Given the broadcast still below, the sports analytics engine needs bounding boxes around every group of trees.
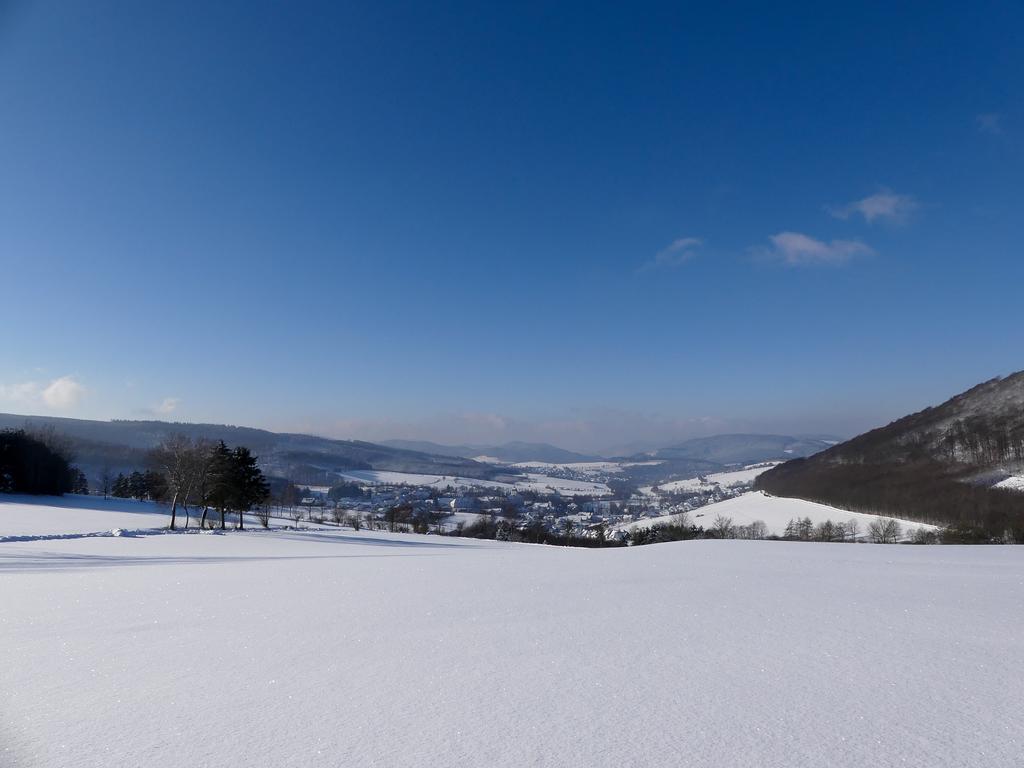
[149,436,269,530]
[0,428,84,495]
[626,512,927,546]
[782,517,862,542]
[455,513,619,548]
[941,416,1024,465]
[109,470,167,501]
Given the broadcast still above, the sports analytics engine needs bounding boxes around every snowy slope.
[336,469,612,496]
[994,475,1024,492]
[617,491,939,539]
[645,462,780,494]
[1,496,1020,768]
[511,461,624,474]
[0,494,171,537]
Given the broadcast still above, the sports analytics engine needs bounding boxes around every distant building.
[451,496,481,512]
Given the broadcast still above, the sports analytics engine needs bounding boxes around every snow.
[994,475,1024,492]
[645,462,780,495]
[514,472,611,495]
[511,461,624,474]
[617,491,940,540]
[335,469,612,496]
[2,495,1021,768]
[0,494,170,538]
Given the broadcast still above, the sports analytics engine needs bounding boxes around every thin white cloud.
[642,237,702,270]
[154,397,180,415]
[763,232,873,266]
[0,375,86,410]
[976,112,1002,135]
[41,376,85,409]
[828,189,918,223]
[0,380,42,403]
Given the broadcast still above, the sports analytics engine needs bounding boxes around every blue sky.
[1,0,1021,453]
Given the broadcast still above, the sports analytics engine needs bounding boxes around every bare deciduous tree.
[99,465,113,499]
[868,517,901,543]
[149,434,194,531]
[711,514,735,539]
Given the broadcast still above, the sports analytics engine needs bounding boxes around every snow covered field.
[2,496,1021,768]
[0,494,170,538]
[618,491,940,540]
[511,461,624,474]
[335,469,612,496]
[642,462,780,495]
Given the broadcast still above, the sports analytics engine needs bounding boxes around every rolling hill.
[755,371,1024,541]
[635,433,837,465]
[0,413,505,484]
[380,439,601,464]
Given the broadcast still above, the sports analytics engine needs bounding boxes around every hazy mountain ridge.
[380,439,601,464]
[756,372,1024,540]
[0,413,504,483]
[634,434,837,465]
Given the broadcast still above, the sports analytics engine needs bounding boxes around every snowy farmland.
[616,491,942,540]
[334,468,612,496]
[641,461,781,495]
[2,496,1022,768]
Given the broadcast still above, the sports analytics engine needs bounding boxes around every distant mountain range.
[0,413,505,485]
[756,372,1024,541]
[380,440,601,464]
[629,434,838,465]
[1,411,845,493]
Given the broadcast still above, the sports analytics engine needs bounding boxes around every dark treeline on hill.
[0,428,87,495]
[109,470,167,501]
[756,372,1024,543]
[0,413,506,485]
[0,426,270,532]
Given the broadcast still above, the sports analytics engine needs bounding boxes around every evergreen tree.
[112,473,130,498]
[0,429,76,495]
[229,446,269,530]
[207,441,234,529]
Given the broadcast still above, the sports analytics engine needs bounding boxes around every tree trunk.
[168,492,178,531]
[237,507,244,531]
[220,507,226,529]
[182,502,190,530]
[200,505,209,530]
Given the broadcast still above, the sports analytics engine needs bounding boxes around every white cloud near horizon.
[0,375,85,410]
[42,376,85,408]
[827,189,918,223]
[154,397,180,415]
[642,237,702,270]
[763,232,873,266]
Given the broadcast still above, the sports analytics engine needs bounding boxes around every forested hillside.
[756,372,1024,541]
[0,414,504,485]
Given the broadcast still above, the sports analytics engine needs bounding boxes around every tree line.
[0,428,85,495]
[1,428,269,532]
[624,512,934,546]
[148,436,269,530]
[756,459,1024,543]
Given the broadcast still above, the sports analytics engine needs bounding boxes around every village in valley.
[281,461,777,541]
